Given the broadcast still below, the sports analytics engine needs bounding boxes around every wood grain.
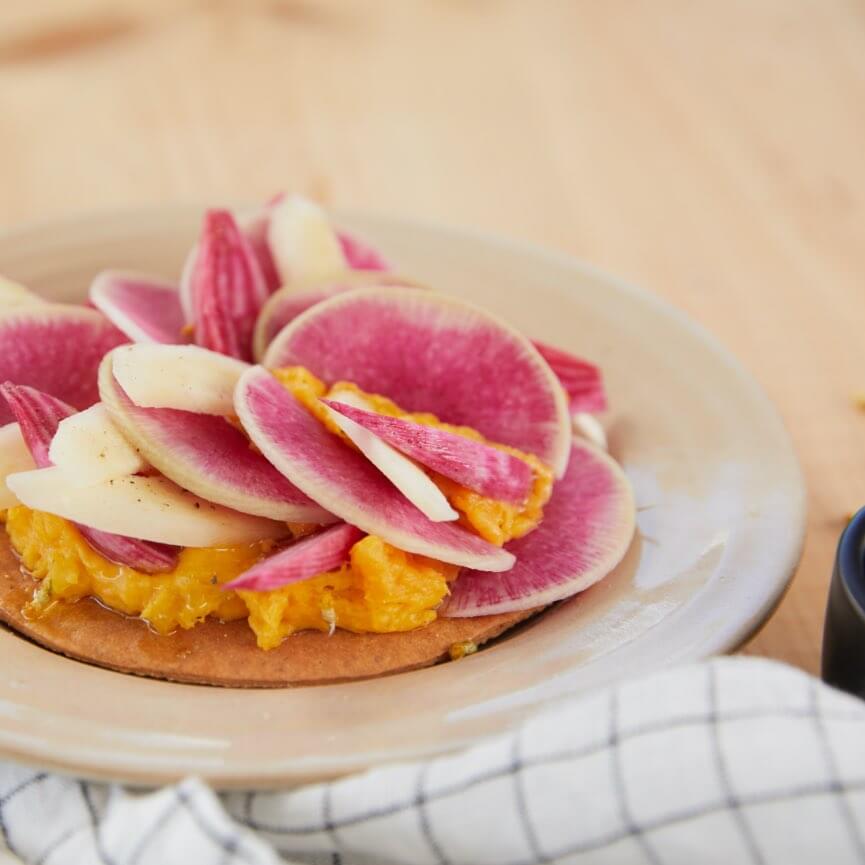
[0,0,859,675]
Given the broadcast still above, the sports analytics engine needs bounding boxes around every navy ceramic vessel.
[822,507,865,697]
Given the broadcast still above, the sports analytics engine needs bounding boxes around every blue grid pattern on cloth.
[0,657,863,865]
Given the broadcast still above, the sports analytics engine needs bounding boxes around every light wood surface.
[0,0,859,675]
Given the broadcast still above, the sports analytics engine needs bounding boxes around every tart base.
[0,532,539,687]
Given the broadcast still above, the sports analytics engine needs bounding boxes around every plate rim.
[0,205,807,787]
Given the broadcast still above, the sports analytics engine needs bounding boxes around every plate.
[0,207,805,787]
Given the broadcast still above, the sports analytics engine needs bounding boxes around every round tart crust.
[0,531,539,687]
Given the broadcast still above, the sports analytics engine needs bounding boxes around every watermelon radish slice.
[99,356,331,524]
[89,271,186,345]
[0,423,36,508]
[188,210,269,361]
[111,344,248,416]
[443,441,635,616]
[180,198,284,321]
[322,400,458,523]
[532,340,607,414]
[252,272,417,362]
[0,383,73,467]
[6,467,285,549]
[0,383,179,572]
[72,528,178,574]
[0,276,44,308]
[225,523,363,592]
[0,306,127,425]
[235,366,514,571]
[242,199,283,294]
[323,400,534,504]
[49,404,147,486]
[263,287,572,478]
[337,232,389,271]
[267,196,347,286]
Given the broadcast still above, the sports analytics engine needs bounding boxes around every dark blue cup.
[822,507,865,698]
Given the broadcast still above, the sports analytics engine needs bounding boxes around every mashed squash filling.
[1,367,552,650]
[3,508,456,650]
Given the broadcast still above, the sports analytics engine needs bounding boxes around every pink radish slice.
[263,287,572,478]
[337,232,389,271]
[235,366,514,571]
[99,358,330,524]
[225,523,363,591]
[323,401,534,505]
[0,383,179,572]
[76,528,179,574]
[252,272,418,362]
[0,383,75,467]
[0,306,127,425]
[443,441,635,616]
[190,210,269,361]
[180,196,285,321]
[253,286,344,363]
[90,271,187,345]
[244,206,282,294]
[323,401,458,523]
[532,340,607,414]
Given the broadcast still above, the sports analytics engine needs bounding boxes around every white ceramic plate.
[0,207,805,787]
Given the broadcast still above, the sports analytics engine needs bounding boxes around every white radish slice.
[111,344,248,415]
[572,413,608,451]
[49,404,146,486]
[1,383,179,571]
[6,467,286,548]
[267,196,347,286]
[326,386,374,410]
[89,270,186,345]
[0,276,44,308]
[322,401,459,523]
[0,423,36,508]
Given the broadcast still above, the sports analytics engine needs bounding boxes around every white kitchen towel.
[0,656,863,865]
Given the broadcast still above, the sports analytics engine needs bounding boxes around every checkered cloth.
[0,657,863,865]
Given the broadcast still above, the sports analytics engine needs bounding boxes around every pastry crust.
[0,532,539,687]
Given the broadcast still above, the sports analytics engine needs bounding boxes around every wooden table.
[0,0,860,675]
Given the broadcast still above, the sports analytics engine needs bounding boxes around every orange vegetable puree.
[0,368,550,651]
[2,507,456,650]
[274,367,554,546]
